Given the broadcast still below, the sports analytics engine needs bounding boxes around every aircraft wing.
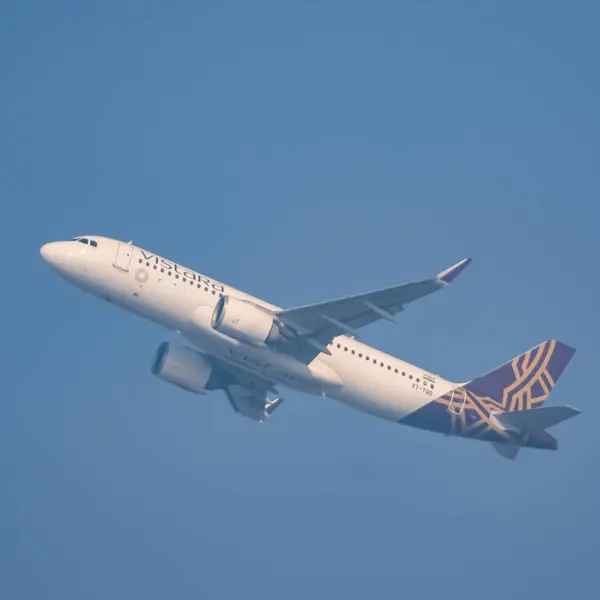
[274,258,472,363]
[224,384,284,421]
[206,355,284,421]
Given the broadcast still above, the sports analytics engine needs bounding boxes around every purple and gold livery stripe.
[401,340,575,450]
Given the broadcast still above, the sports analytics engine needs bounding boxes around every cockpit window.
[71,236,98,247]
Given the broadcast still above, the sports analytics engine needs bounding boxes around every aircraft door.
[113,242,133,271]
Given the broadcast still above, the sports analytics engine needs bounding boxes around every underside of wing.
[224,384,284,421]
[273,258,472,363]
[206,355,284,421]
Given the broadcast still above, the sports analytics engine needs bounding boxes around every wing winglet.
[265,397,284,417]
[437,258,473,284]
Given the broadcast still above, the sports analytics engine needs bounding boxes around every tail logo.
[401,340,575,449]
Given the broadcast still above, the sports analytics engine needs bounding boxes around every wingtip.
[265,397,284,416]
[437,257,473,284]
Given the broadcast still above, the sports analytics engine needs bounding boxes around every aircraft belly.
[330,387,422,422]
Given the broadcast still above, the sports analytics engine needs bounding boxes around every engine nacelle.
[211,296,282,345]
[151,342,214,394]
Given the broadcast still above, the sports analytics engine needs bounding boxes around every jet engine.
[211,296,284,345]
[151,342,215,394]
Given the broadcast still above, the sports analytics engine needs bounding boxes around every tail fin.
[402,339,577,457]
[464,339,575,413]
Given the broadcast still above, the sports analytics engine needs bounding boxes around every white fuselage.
[41,237,455,423]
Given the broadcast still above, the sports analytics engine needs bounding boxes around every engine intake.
[211,295,282,345]
[151,342,214,394]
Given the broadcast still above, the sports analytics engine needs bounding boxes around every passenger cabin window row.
[133,253,430,388]
[330,342,435,389]
[138,258,223,297]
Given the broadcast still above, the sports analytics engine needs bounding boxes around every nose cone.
[40,242,61,266]
[40,241,87,280]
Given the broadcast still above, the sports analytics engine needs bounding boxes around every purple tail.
[464,339,576,413]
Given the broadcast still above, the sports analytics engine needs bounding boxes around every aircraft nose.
[40,241,79,274]
[41,240,90,283]
[40,242,61,265]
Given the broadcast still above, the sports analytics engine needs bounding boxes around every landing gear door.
[113,242,133,272]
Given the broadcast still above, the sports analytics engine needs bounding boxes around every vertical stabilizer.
[464,339,575,413]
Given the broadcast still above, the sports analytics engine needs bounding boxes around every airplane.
[40,235,580,460]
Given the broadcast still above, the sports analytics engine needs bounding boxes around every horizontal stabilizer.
[493,443,521,460]
[492,405,581,433]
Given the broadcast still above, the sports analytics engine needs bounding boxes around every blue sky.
[1,1,599,598]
